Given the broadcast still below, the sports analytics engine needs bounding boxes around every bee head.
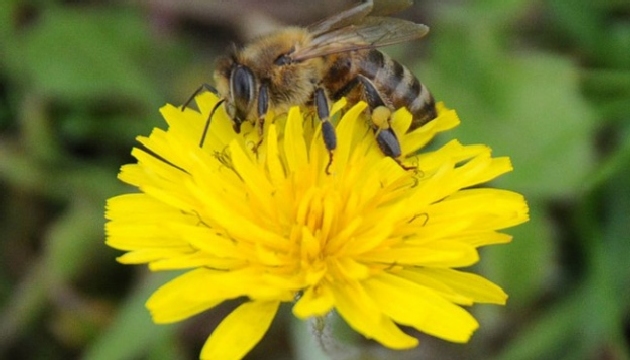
[214,54,256,134]
[213,28,321,131]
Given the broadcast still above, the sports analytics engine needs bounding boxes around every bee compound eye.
[229,64,256,123]
[230,65,255,103]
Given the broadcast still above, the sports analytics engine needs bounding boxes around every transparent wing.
[307,0,413,36]
[307,0,372,36]
[371,0,413,17]
[294,16,429,61]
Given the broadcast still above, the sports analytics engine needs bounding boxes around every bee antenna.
[181,83,220,111]
[229,43,240,58]
[199,98,226,148]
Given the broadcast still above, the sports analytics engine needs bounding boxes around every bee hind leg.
[315,88,336,174]
[370,105,402,159]
[355,75,404,160]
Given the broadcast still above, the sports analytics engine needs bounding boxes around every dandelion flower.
[105,92,529,359]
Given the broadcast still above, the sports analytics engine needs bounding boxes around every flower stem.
[309,314,359,360]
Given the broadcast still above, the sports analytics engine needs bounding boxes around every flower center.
[288,184,342,286]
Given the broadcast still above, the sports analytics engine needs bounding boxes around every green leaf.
[83,272,181,360]
[9,8,158,103]
[426,51,595,198]
[489,54,595,197]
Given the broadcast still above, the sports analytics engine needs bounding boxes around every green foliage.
[1,0,629,359]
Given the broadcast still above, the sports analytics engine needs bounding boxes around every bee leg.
[315,88,336,174]
[332,77,361,100]
[253,82,270,154]
[356,75,404,160]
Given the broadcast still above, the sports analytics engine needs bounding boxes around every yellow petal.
[364,272,479,343]
[283,106,308,171]
[146,268,284,323]
[105,194,183,223]
[406,268,508,304]
[195,91,222,116]
[331,280,418,349]
[330,101,367,174]
[399,104,460,156]
[434,189,530,231]
[200,301,279,360]
[360,241,479,267]
[229,140,275,207]
[389,106,412,135]
[116,248,191,264]
[160,102,220,150]
[166,223,240,259]
[106,223,187,251]
[293,284,335,318]
[265,124,286,184]
[146,268,230,323]
[330,98,347,116]
[456,231,513,247]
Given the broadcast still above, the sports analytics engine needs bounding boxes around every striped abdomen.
[326,49,437,131]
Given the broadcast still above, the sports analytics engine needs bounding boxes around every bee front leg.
[253,82,270,154]
[314,88,336,174]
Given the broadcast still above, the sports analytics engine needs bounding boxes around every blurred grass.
[0,0,629,359]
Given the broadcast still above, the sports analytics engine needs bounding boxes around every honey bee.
[186,0,437,171]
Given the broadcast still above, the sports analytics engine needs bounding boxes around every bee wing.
[308,0,413,36]
[370,0,414,16]
[308,1,372,36]
[294,16,429,61]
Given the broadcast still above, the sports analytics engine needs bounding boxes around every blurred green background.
[1,0,629,359]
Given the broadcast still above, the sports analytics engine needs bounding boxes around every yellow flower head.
[105,92,529,359]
